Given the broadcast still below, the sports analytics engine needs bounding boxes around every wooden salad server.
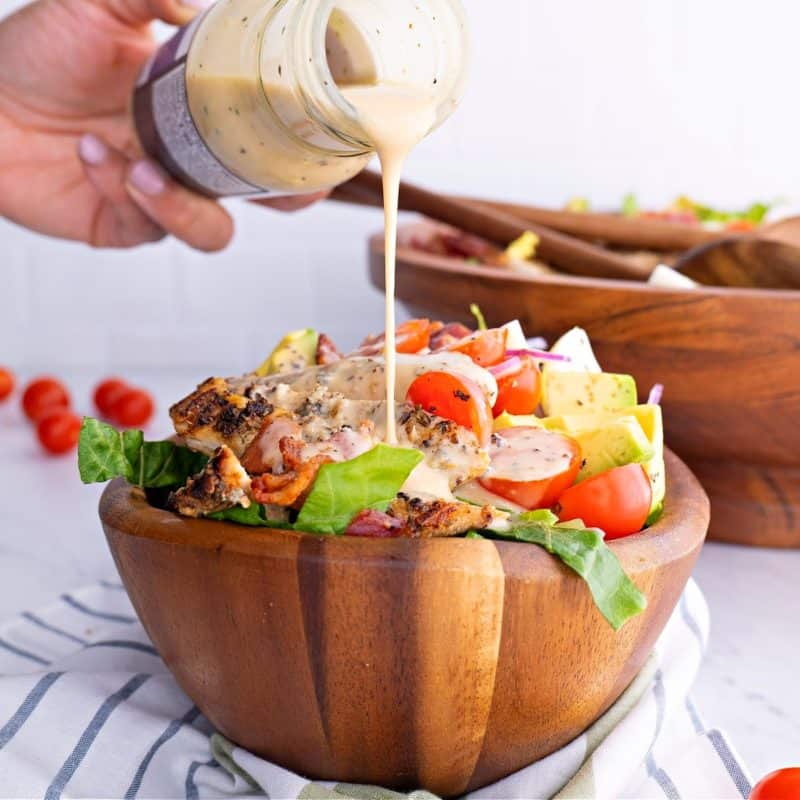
[673,237,800,289]
[333,171,651,282]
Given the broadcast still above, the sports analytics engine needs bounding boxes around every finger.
[106,0,210,27]
[78,134,166,248]
[125,159,234,252]
[251,191,331,213]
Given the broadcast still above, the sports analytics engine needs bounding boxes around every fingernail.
[128,160,166,196]
[179,0,211,8]
[78,134,107,166]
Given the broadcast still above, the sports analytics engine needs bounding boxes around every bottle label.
[133,16,264,198]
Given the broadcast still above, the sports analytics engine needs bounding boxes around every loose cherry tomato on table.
[0,368,15,402]
[556,463,652,540]
[36,409,82,454]
[406,371,493,445]
[750,768,800,800]
[110,388,155,427]
[491,356,542,417]
[446,328,507,367]
[480,427,582,510]
[22,377,70,422]
[93,378,129,418]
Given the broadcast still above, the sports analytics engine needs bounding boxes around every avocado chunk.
[541,371,637,416]
[257,329,319,377]
[544,415,653,482]
[545,405,665,518]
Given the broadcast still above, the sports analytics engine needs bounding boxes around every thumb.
[106,0,212,27]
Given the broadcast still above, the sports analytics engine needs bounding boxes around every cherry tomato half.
[94,378,129,418]
[556,463,652,540]
[492,356,542,417]
[36,409,82,455]
[22,377,70,422]
[750,768,800,800]
[480,427,582,510]
[358,319,439,356]
[407,371,493,445]
[111,388,155,428]
[0,368,15,402]
[447,328,507,367]
[396,319,438,354]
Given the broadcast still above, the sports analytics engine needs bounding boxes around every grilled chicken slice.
[168,445,251,518]
[172,365,491,492]
[388,494,503,538]
[170,377,273,457]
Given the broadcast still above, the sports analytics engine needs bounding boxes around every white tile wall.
[3,0,800,372]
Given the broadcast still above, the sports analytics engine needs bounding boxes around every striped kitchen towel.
[0,578,751,800]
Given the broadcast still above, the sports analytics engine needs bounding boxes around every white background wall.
[3,0,800,373]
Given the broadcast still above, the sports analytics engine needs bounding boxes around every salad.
[79,315,666,630]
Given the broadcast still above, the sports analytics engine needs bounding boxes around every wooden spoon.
[333,171,651,282]
[674,237,800,289]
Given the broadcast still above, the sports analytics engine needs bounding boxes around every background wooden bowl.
[370,225,800,548]
[101,451,707,797]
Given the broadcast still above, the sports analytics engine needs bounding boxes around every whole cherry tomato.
[111,388,155,427]
[556,463,652,539]
[22,377,70,422]
[0,368,15,402]
[36,409,82,455]
[750,768,800,800]
[93,378,129,418]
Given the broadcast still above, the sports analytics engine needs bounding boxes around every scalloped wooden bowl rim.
[369,228,797,298]
[99,449,707,578]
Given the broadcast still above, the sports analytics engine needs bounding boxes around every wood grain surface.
[369,226,800,548]
[675,237,800,289]
[100,451,707,797]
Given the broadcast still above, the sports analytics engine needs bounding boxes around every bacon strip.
[250,437,332,508]
[316,333,343,366]
[345,509,405,538]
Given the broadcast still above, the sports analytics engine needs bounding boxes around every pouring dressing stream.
[340,85,438,443]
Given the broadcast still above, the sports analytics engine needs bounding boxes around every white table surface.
[0,369,797,787]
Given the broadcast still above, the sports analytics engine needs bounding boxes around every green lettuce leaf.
[78,418,207,489]
[488,520,647,630]
[295,444,423,535]
[208,504,289,528]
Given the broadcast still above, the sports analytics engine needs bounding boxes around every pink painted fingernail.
[128,160,166,196]
[78,134,107,166]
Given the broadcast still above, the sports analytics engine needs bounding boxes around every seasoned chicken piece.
[173,375,489,491]
[225,353,498,407]
[170,378,273,456]
[168,445,251,518]
[387,494,504,539]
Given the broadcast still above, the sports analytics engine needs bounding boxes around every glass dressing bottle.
[133,0,470,197]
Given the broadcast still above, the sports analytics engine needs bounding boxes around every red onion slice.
[506,349,572,364]
[647,384,664,406]
[489,356,523,381]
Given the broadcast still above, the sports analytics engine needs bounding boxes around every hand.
[0,0,326,251]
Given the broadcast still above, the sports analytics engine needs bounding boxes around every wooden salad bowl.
[369,224,800,548]
[100,451,708,797]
